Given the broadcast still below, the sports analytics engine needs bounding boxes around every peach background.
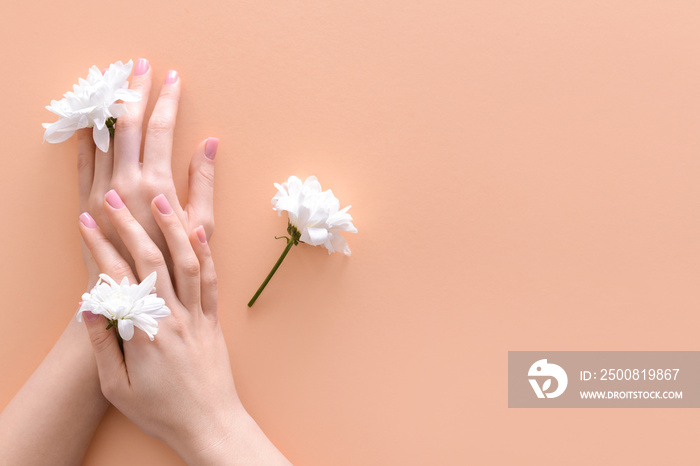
[1,1,699,464]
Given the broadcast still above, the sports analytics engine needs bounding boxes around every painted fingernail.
[204,137,219,160]
[105,190,125,209]
[83,311,100,322]
[154,194,173,215]
[134,58,149,76]
[79,212,97,229]
[195,225,207,244]
[165,70,178,84]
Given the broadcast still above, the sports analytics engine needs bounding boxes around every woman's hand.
[78,190,290,465]
[77,59,217,286]
[0,60,222,466]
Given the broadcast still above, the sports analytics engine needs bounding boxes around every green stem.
[106,117,117,138]
[248,238,296,307]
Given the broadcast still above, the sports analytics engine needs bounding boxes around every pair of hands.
[80,189,239,462]
[75,60,289,463]
[76,61,214,286]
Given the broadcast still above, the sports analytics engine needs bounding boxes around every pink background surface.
[1,1,699,464]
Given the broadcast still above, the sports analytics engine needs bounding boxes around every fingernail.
[204,137,219,160]
[83,311,100,322]
[105,190,125,209]
[154,194,173,215]
[79,212,97,229]
[165,70,178,84]
[195,225,207,244]
[134,58,149,76]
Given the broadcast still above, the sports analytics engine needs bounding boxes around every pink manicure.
[134,58,149,76]
[79,212,97,229]
[204,137,219,160]
[165,70,178,84]
[105,190,125,209]
[154,194,173,215]
[195,225,207,244]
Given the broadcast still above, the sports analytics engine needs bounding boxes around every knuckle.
[180,257,201,278]
[109,260,133,281]
[139,176,158,194]
[128,80,147,93]
[109,176,127,193]
[169,315,187,336]
[197,166,215,188]
[140,175,168,194]
[159,85,180,101]
[203,271,218,291]
[115,114,140,130]
[141,246,165,268]
[147,115,173,135]
[77,153,93,172]
[118,214,141,232]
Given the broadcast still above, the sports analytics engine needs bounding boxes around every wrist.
[172,401,290,466]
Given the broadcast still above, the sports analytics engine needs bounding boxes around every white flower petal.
[273,196,299,216]
[42,118,79,143]
[74,272,168,341]
[140,300,171,318]
[114,88,141,102]
[328,231,352,255]
[108,102,128,118]
[93,125,110,152]
[301,227,329,246]
[327,205,357,232]
[43,60,141,148]
[271,175,357,254]
[118,319,135,341]
[302,176,322,193]
[134,272,158,300]
[98,274,119,287]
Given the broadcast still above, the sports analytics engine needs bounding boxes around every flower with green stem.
[248,175,357,307]
[42,60,141,151]
[77,272,171,345]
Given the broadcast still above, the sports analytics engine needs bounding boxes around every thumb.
[82,311,128,398]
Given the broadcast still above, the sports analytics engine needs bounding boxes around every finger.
[90,68,115,195]
[186,137,217,238]
[81,311,129,401]
[152,194,201,310]
[77,128,95,212]
[91,137,114,196]
[79,212,136,284]
[191,225,218,318]
[103,189,176,300]
[114,58,152,177]
[142,70,181,177]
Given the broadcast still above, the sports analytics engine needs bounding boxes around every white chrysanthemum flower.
[272,175,357,255]
[249,175,357,306]
[76,272,170,341]
[42,60,141,152]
